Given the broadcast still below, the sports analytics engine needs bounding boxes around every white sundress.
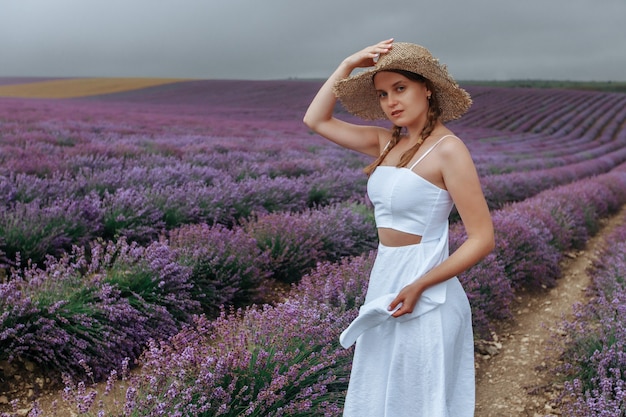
[340,135,475,417]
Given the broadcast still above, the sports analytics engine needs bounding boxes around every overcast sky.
[1,0,625,82]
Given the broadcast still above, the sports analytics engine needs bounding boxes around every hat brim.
[333,43,472,122]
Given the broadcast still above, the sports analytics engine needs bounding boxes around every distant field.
[0,77,191,98]
[0,77,63,86]
[1,77,624,100]
[461,79,626,93]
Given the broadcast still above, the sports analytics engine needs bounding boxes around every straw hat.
[333,42,472,122]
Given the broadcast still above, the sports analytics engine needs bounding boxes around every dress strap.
[381,140,392,154]
[408,135,456,170]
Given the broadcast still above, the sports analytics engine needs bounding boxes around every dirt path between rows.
[474,205,626,417]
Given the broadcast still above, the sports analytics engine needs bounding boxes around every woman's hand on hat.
[342,38,394,70]
[388,281,424,318]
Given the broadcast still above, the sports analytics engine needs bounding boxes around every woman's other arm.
[389,137,494,317]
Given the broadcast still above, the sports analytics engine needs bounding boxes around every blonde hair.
[363,72,442,176]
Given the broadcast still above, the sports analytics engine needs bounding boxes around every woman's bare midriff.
[378,227,422,247]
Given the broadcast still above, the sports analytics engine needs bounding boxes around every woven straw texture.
[333,43,472,122]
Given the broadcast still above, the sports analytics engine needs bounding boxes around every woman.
[303,39,494,416]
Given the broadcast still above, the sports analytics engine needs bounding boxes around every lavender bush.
[292,252,375,313]
[450,224,513,339]
[0,195,103,266]
[305,203,377,262]
[490,209,562,289]
[304,169,368,207]
[244,204,376,284]
[243,211,324,284]
[127,303,353,416]
[5,254,377,416]
[101,188,165,244]
[98,238,198,323]
[169,222,272,316]
[0,238,198,381]
[0,244,7,271]
[46,163,626,413]
[480,144,626,210]
[57,304,355,417]
[555,214,626,416]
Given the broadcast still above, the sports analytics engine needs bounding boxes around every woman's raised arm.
[303,39,394,157]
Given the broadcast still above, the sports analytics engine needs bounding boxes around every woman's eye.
[378,91,388,98]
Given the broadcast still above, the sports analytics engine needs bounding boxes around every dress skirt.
[342,235,475,417]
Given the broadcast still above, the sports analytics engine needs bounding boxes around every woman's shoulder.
[435,131,472,160]
[437,130,466,147]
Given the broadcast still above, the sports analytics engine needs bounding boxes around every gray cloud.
[1,0,624,81]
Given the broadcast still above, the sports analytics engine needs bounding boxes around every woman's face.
[373,71,431,128]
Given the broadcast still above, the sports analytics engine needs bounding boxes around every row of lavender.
[3,85,625,178]
[553,209,626,415]
[463,86,625,144]
[3,138,624,266]
[462,87,626,169]
[22,162,626,416]
[0,203,377,380]
[77,80,626,169]
[464,87,626,208]
[2,89,626,266]
[0,93,366,268]
[0,159,369,267]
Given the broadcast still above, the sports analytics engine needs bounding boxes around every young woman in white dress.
[303,39,494,416]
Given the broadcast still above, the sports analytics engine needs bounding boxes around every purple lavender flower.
[169,222,272,315]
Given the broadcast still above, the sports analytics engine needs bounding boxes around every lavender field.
[1,79,626,416]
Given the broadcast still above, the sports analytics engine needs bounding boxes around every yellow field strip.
[0,78,191,98]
